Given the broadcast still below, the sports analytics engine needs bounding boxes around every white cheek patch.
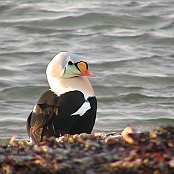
[71,100,91,116]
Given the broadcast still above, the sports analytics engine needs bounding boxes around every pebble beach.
[1,126,174,174]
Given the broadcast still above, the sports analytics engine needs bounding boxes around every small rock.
[121,126,136,137]
[169,157,174,168]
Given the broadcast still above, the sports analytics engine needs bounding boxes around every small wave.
[3,12,167,31]
[0,12,115,27]
[1,85,47,101]
[118,93,174,103]
[97,92,164,104]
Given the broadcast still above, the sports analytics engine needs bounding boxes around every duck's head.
[46,52,95,78]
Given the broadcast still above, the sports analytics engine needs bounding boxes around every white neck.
[47,75,95,99]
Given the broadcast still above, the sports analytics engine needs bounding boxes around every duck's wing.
[26,90,59,144]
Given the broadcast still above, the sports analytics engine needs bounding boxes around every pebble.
[169,157,174,168]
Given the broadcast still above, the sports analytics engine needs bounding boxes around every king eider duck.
[26,52,97,144]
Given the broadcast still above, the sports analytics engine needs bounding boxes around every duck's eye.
[68,61,73,65]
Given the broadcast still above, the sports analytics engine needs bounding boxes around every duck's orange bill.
[77,61,95,77]
[80,70,95,77]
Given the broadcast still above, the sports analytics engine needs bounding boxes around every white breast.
[47,76,95,99]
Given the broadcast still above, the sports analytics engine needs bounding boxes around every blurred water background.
[0,0,174,140]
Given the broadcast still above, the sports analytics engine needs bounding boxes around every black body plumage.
[26,90,97,144]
